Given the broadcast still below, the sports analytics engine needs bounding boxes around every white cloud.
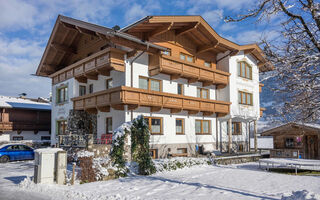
[234,30,280,44]
[219,23,236,31]
[124,1,161,23]
[202,9,224,25]
[0,0,38,30]
[213,0,255,10]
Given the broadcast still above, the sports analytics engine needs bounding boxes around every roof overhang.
[261,122,320,136]
[121,16,274,72]
[36,15,168,77]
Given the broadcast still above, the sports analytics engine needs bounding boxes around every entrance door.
[305,135,318,159]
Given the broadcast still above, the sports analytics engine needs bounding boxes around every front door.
[305,135,318,159]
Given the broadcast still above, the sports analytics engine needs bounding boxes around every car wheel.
[0,155,9,163]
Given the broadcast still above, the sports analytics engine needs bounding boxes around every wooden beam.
[217,113,227,117]
[244,48,255,55]
[109,36,159,54]
[175,22,200,37]
[85,108,98,114]
[97,106,110,112]
[85,74,98,80]
[188,78,198,84]
[111,104,124,110]
[75,26,97,37]
[196,42,219,54]
[128,104,139,110]
[96,68,110,76]
[75,76,87,83]
[230,50,240,56]
[216,84,226,89]
[127,50,138,58]
[203,111,213,116]
[170,108,182,114]
[170,74,180,80]
[150,106,161,112]
[202,81,212,87]
[51,43,77,54]
[257,62,265,67]
[188,110,199,115]
[149,22,174,38]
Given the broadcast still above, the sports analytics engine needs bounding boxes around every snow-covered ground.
[0,161,320,200]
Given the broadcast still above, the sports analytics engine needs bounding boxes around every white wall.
[0,131,50,142]
[51,78,75,145]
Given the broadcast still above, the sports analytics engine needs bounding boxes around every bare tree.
[226,0,320,122]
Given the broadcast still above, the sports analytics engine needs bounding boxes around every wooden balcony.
[260,107,266,117]
[0,122,13,132]
[149,54,230,87]
[51,47,126,85]
[72,86,231,116]
[259,83,264,93]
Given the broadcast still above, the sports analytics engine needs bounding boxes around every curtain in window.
[241,63,246,77]
[202,121,209,133]
[150,80,160,91]
[176,120,183,133]
[197,88,201,98]
[202,89,208,99]
[237,62,241,76]
[151,119,161,133]
[139,78,148,90]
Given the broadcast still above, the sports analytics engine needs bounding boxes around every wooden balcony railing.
[51,47,126,85]
[72,86,231,116]
[149,54,230,87]
[0,122,13,131]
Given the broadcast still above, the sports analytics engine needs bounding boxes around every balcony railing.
[260,107,266,117]
[149,54,230,87]
[72,86,231,116]
[51,47,126,85]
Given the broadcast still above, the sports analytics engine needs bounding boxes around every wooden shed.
[261,123,320,160]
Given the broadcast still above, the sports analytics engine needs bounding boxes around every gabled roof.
[36,15,168,77]
[261,122,320,136]
[121,15,273,72]
[0,96,51,111]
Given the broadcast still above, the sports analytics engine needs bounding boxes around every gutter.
[120,16,152,32]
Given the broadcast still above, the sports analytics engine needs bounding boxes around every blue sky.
[0,0,280,98]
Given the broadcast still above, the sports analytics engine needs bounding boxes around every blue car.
[0,144,34,163]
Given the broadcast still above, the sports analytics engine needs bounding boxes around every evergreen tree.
[131,116,156,175]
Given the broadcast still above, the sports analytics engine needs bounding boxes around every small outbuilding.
[261,123,320,160]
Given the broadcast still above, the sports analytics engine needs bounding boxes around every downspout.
[129,49,147,120]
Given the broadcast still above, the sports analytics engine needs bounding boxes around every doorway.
[305,135,318,159]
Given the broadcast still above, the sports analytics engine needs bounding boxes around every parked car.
[0,144,34,163]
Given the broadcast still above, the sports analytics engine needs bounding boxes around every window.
[89,84,93,94]
[195,120,211,134]
[12,136,23,141]
[176,118,184,134]
[139,77,161,92]
[204,61,211,67]
[237,61,252,79]
[227,122,242,135]
[144,117,163,135]
[161,50,171,56]
[57,120,67,135]
[177,84,184,95]
[106,117,112,134]
[150,149,158,159]
[106,79,113,89]
[79,85,86,96]
[285,138,294,148]
[41,136,51,141]
[197,88,209,99]
[56,86,68,103]
[177,148,187,154]
[238,91,253,105]
[180,52,194,63]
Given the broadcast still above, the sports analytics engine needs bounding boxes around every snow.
[76,150,94,158]
[34,148,63,153]
[1,161,320,200]
[0,95,51,110]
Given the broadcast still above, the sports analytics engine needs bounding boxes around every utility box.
[34,148,65,184]
[55,151,67,185]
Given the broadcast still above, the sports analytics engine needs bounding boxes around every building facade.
[36,15,269,158]
[0,96,51,143]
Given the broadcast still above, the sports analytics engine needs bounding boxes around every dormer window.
[161,50,171,56]
[180,53,194,63]
[204,61,211,67]
[238,61,252,79]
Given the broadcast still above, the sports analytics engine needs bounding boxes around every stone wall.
[215,154,261,165]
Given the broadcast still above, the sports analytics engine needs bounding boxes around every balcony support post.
[228,118,232,153]
[254,120,258,153]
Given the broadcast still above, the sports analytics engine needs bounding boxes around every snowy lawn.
[0,161,320,200]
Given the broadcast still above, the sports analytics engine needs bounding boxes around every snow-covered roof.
[0,96,51,110]
[261,122,320,136]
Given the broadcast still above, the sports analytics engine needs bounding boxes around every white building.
[36,15,270,158]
